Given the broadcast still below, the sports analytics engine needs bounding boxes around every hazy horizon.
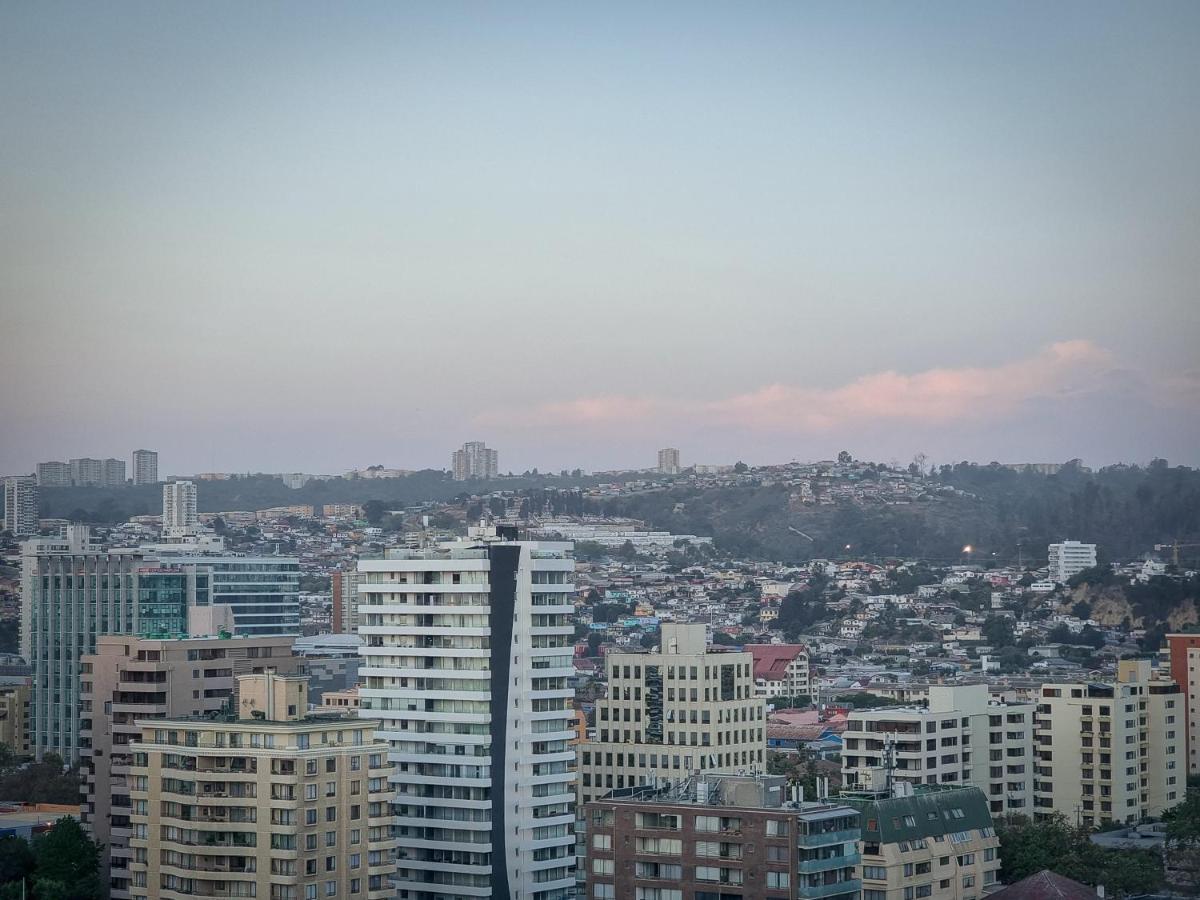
[3,2,1198,475]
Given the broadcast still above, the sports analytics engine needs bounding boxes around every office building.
[451,441,499,480]
[22,528,300,761]
[585,773,861,900]
[126,672,396,900]
[356,525,576,898]
[3,475,39,536]
[841,781,1000,900]
[81,635,302,899]
[1166,633,1200,773]
[1033,659,1181,826]
[162,480,198,533]
[747,644,812,699]
[577,624,766,807]
[841,684,1036,818]
[332,569,365,635]
[657,447,681,475]
[1047,540,1097,583]
[35,461,70,487]
[131,449,158,485]
[0,683,31,756]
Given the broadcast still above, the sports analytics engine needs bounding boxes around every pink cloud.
[474,340,1116,433]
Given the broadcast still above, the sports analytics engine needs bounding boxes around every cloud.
[474,340,1123,434]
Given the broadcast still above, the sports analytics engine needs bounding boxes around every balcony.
[798,878,862,899]
[799,852,860,874]
[800,829,860,848]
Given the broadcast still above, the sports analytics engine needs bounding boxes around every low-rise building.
[585,773,861,900]
[748,644,812,699]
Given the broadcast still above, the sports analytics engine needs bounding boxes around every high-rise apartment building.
[451,441,499,481]
[1166,632,1200,773]
[0,683,31,756]
[105,457,127,485]
[3,475,39,536]
[585,773,861,900]
[842,783,1001,900]
[126,672,397,900]
[70,456,126,487]
[21,528,301,761]
[841,684,1036,818]
[36,461,71,487]
[162,480,198,533]
[577,624,766,807]
[657,447,681,474]
[356,525,577,899]
[81,634,302,899]
[1047,540,1097,583]
[1033,659,1182,826]
[331,568,365,635]
[131,449,158,485]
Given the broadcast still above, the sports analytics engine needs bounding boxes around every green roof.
[840,786,993,844]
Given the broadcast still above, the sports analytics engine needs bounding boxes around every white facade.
[131,449,158,485]
[356,527,576,899]
[451,441,499,481]
[657,447,681,474]
[36,461,71,487]
[842,683,1037,817]
[161,480,198,533]
[3,475,38,536]
[1047,540,1097,583]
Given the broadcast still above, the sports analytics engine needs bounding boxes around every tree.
[981,615,1015,648]
[586,633,605,657]
[639,632,658,649]
[362,500,387,526]
[711,633,736,646]
[837,450,852,465]
[0,835,34,888]
[32,818,102,899]
[733,461,749,474]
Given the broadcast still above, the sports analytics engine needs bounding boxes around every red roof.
[746,644,808,681]
[986,871,1097,900]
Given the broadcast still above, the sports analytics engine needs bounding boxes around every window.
[305,784,318,800]
[864,866,887,880]
[593,834,612,850]
[767,872,790,889]
[593,859,614,875]
[594,887,615,899]
[963,875,976,888]
[765,819,788,836]
[325,881,337,897]
[766,845,788,861]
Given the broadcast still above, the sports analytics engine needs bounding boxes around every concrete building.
[126,672,396,900]
[1047,540,1097,583]
[451,441,499,481]
[841,781,1001,900]
[21,528,301,761]
[585,773,861,900]
[3,475,39,536]
[69,456,126,487]
[356,525,576,898]
[1167,632,1200,774]
[657,448,681,475]
[162,480,198,534]
[80,635,302,898]
[747,644,812,699]
[332,568,365,635]
[1033,659,1182,826]
[577,624,766,807]
[842,684,1036,818]
[131,449,158,485]
[35,461,70,487]
[0,683,30,756]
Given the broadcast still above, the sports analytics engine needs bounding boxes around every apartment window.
[306,760,318,775]
[326,831,337,847]
[305,784,317,800]
[305,887,317,900]
[863,866,887,880]
[593,859,614,875]
[593,834,612,850]
[766,845,788,861]
[326,857,336,872]
[963,875,976,888]
[765,819,788,836]
[349,853,360,868]
[767,872,790,889]
[325,881,336,896]
[306,809,317,826]
[593,886,616,899]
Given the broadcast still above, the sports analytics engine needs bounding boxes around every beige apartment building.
[80,635,301,899]
[577,623,766,806]
[1034,659,1182,826]
[842,783,1001,900]
[0,683,30,756]
[127,672,395,900]
[842,683,1037,818]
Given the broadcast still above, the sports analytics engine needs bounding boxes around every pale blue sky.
[2,2,1197,473]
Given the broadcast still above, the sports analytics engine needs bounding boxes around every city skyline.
[2,2,1198,471]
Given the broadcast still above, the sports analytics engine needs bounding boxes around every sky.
[2,1,1198,475]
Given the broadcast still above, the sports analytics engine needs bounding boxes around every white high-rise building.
[356,525,576,899]
[1048,539,1097,583]
[3,476,39,536]
[36,461,70,487]
[131,449,158,485]
[451,441,499,481]
[657,447,681,474]
[162,480,198,533]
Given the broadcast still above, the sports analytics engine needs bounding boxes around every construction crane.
[1154,540,1200,567]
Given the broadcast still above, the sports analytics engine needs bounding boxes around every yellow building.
[0,683,30,756]
[126,673,396,900]
[1034,659,1182,826]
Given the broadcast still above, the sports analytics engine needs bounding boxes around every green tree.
[981,615,1015,648]
[0,834,34,889]
[362,499,387,525]
[32,818,102,899]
